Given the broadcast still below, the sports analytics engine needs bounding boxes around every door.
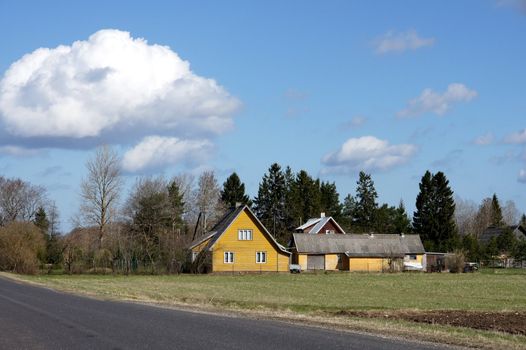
[307,255,325,270]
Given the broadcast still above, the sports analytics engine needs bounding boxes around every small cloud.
[474,132,494,145]
[285,107,310,118]
[496,0,526,14]
[321,136,417,174]
[373,30,435,54]
[504,128,526,144]
[397,83,477,118]
[122,135,213,173]
[431,149,463,169]
[283,88,308,101]
[341,116,367,129]
[37,165,71,177]
[519,169,526,183]
[0,145,41,157]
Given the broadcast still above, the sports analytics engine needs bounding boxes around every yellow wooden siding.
[211,210,289,272]
[404,254,423,264]
[191,236,213,254]
[325,254,339,270]
[298,254,308,271]
[349,258,389,272]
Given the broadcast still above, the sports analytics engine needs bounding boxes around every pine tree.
[291,170,321,225]
[520,213,526,227]
[354,171,378,232]
[341,194,356,232]
[220,172,251,208]
[33,207,50,235]
[253,163,287,242]
[374,204,396,234]
[393,200,412,234]
[320,181,342,220]
[432,172,458,251]
[413,171,458,251]
[167,180,185,234]
[490,193,504,227]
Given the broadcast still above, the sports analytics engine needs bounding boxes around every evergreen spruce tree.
[432,172,459,251]
[341,194,356,232]
[354,171,378,232]
[220,172,250,208]
[33,207,50,235]
[374,204,396,234]
[167,180,185,234]
[413,171,458,251]
[520,213,526,227]
[253,163,287,242]
[413,171,433,246]
[320,181,342,220]
[291,170,321,225]
[393,200,412,234]
[490,193,504,227]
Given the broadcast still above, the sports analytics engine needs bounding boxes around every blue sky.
[0,0,525,231]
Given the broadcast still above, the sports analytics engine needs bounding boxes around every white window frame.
[256,251,267,264]
[238,229,253,241]
[224,251,234,263]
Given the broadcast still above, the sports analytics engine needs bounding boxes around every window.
[224,251,234,263]
[191,251,198,262]
[409,254,417,260]
[238,229,253,240]
[256,251,267,263]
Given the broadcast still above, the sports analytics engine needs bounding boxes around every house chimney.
[320,212,325,218]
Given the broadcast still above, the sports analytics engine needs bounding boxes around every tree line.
[0,146,525,274]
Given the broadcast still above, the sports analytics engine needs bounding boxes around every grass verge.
[2,271,526,349]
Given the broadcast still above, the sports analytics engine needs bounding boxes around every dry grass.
[4,270,526,349]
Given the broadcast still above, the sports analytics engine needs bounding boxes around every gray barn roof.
[292,233,424,257]
[479,225,526,244]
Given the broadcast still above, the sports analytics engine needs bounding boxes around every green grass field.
[5,269,526,349]
[12,268,526,313]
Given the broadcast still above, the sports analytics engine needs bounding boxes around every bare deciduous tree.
[80,145,122,249]
[46,200,60,236]
[195,171,223,232]
[454,196,478,236]
[502,200,519,226]
[0,176,45,225]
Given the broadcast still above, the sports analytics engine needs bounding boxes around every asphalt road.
[0,276,446,350]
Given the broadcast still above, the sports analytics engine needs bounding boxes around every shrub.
[0,222,45,274]
[446,250,465,273]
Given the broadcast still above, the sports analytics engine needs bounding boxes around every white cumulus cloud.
[504,128,526,144]
[519,169,526,183]
[321,136,417,174]
[122,136,213,173]
[0,29,240,139]
[373,30,435,54]
[397,83,477,118]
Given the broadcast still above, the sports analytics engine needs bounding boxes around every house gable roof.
[295,216,346,234]
[190,205,290,255]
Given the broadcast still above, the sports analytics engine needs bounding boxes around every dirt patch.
[335,310,526,335]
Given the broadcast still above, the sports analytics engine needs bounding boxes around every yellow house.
[189,205,290,273]
[291,233,425,272]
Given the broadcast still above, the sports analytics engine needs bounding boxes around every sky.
[0,0,525,232]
